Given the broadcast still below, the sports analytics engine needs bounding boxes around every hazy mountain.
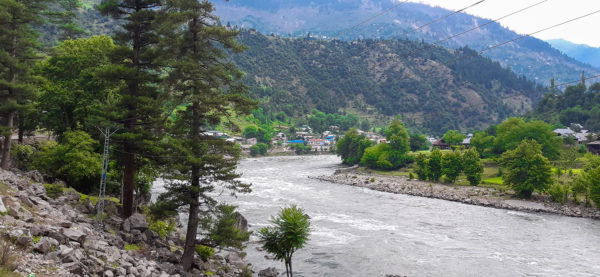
[212,0,599,86]
[546,39,600,69]
[233,30,545,135]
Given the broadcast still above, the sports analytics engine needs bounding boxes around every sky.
[412,0,600,47]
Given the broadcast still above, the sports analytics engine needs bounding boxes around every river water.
[154,155,600,276]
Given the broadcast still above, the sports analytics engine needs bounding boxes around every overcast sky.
[412,0,600,47]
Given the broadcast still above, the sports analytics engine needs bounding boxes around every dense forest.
[233,30,545,135]
[529,81,600,131]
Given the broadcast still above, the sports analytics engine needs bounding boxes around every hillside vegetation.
[233,30,544,135]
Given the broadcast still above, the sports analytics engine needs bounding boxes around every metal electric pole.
[95,126,119,228]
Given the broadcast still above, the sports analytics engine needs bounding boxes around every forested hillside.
[213,0,600,86]
[233,30,544,135]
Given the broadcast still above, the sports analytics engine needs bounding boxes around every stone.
[27,182,46,197]
[8,229,24,239]
[258,267,279,277]
[33,237,59,254]
[31,225,50,236]
[24,170,44,183]
[144,229,158,240]
[0,197,6,214]
[63,189,81,202]
[234,212,249,233]
[226,252,247,269]
[131,229,143,244]
[104,269,114,277]
[123,213,148,231]
[16,235,33,246]
[62,228,86,244]
[117,267,127,276]
[8,207,21,219]
[60,221,73,228]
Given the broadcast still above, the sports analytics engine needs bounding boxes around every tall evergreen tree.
[98,0,166,218]
[0,0,45,169]
[155,0,256,270]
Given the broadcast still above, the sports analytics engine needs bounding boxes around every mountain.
[212,0,600,86]
[546,39,600,69]
[232,30,544,135]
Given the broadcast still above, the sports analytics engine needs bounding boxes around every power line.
[405,0,549,57]
[399,0,487,38]
[445,8,600,66]
[331,1,409,39]
[555,73,600,87]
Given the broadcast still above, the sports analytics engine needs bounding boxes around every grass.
[483,176,504,185]
[124,244,141,251]
[78,192,120,206]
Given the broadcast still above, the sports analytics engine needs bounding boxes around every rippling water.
[154,155,600,276]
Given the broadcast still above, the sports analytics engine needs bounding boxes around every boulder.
[235,212,249,233]
[24,170,44,183]
[62,228,87,244]
[258,267,279,277]
[0,196,7,214]
[27,182,46,197]
[144,229,158,241]
[123,213,149,231]
[33,237,59,254]
[0,168,28,188]
[31,225,51,236]
[63,189,81,202]
[63,261,87,275]
[18,193,34,207]
[226,252,247,269]
[16,235,33,246]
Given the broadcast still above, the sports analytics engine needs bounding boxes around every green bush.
[208,205,251,250]
[408,172,415,180]
[250,143,269,156]
[548,183,569,204]
[43,183,65,199]
[10,143,35,170]
[149,220,176,240]
[195,245,214,261]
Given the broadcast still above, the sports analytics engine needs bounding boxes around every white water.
[153,155,600,276]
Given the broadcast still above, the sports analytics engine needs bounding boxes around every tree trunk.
[122,143,135,218]
[18,114,24,144]
[0,112,13,169]
[289,258,293,277]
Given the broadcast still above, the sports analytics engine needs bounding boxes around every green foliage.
[242,125,259,138]
[250,143,268,156]
[149,220,176,240]
[360,118,412,170]
[335,128,372,165]
[291,143,311,155]
[427,149,443,182]
[195,245,214,261]
[442,130,465,146]
[124,244,141,251]
[441,149,463,183]
[470,131,494,157]
[308,109,358,133]
[208,205,251,250]
[385,118,410,154]
[258,205,310,277]
[499,140,553,198]
[573,157,600,207]
[32,131,101,192]
[548,183,569,204]
[462,148,483,186]
[408,172,415,180]
[409,134,428,152]
[494,117,561,159]
[414,153,429,181]
[10,143,35,170]
[43,183,65,199]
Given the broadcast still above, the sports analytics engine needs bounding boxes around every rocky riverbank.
[0,168,257,277]
[316,167,600,220]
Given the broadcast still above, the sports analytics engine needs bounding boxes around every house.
[433,139,450,150]
[308,139,325,147]
[554,128,575,137]
[461,134,473,148]
[324,135,336,145]
[276,132,286,140]
[587,140,600,155]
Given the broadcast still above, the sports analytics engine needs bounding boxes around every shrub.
[441,150,463,183]
[548,183,569,204]
[43,183,65,199]
[124,244,141,251]
[427,149,443,182]
[10,143,35,170]
[195,245,214,261]
[463,148,483,186]
[0,241,17,271]
[149,220,176,240]
[208,205,251,250]
[499,140,553,198]
[408,172,415,180]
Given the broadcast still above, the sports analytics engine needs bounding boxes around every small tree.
[462,148,483,186]
[442,130,465,146]
[335,128,371,165]
[414,153,429,180]
[499,140,553,198]
[207,205,251,250]
[258,206,310,277]
[441,149,463,183]
[427,148,443,182]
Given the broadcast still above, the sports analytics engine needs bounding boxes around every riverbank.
[316,167,600,219]
[0,168,252,276]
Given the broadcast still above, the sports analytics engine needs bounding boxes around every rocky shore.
[0,168,259,277]
[316,167,600,220]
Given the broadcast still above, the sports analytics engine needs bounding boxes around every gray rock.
[31,225,50,236]
[60,221,73,228]
[123,213,148,231]
[235,212,249,233]
[27,182,46,197]
[8,229,24,239]
[63,189,81,202]
[62,228,86,244]
[18,193,34,207]
[16,235,33,246]
[144,229,158,240]
[104,269,114,277]
[33,237,59,254]
[24,170,44,183]
[226,252,247,269]
[258,267,279,277]
[0,197,8,214]
[122,219,131,232]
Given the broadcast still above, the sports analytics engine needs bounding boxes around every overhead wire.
[331,0,409,39]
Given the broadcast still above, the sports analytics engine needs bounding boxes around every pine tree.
[155,0,256,270]
[98,0,166,218]
[0,0,45,169]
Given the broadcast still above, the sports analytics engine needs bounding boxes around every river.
[154,155,600,276]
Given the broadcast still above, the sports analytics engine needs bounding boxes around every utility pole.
[95,126,119,229]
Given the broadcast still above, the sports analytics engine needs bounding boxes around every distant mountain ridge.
[546,39,600,70]
[232,30,545,135]
[212,0,600,86]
